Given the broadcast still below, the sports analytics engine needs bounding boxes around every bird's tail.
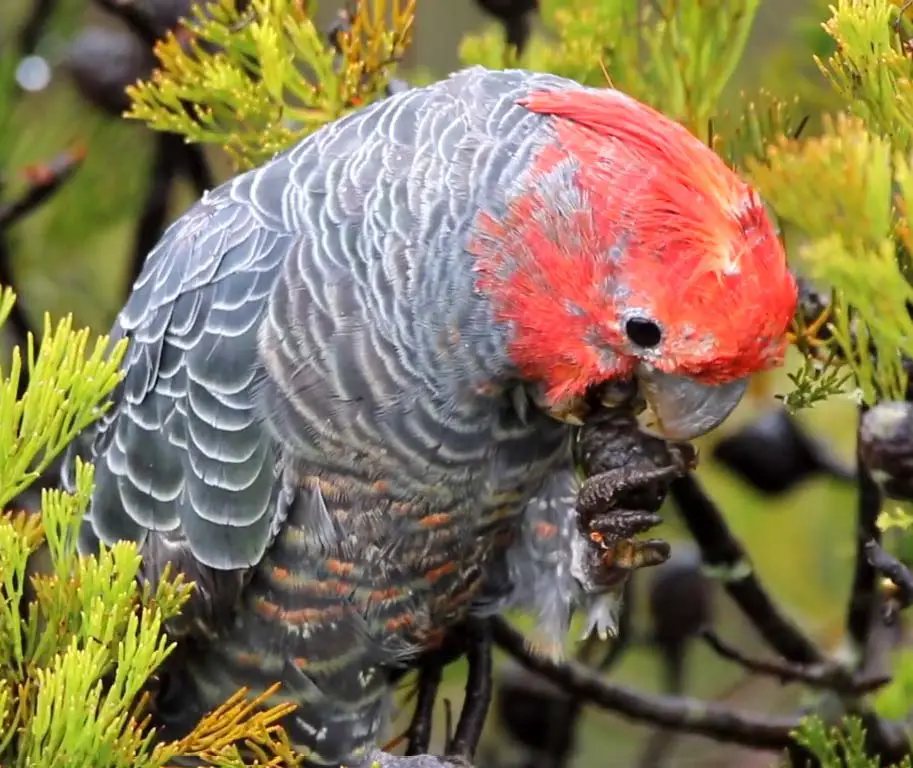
[153,601,397,767]
[147,517,439,768]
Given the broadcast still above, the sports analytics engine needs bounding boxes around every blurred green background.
[0,1,876,766]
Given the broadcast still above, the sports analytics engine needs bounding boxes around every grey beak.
[635,364,749,441]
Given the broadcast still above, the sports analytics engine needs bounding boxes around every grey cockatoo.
[62,66,797,766]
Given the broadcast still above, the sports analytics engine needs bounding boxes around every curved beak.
[635,365,749,441]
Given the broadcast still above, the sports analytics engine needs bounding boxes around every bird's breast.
[252,411,571,652]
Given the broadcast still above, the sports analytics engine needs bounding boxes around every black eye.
[625,316,662,348]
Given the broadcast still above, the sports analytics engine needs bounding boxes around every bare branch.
[490,616,802,752]
[0,147,87,231]
[669,473,823,665]
[18,0,57,57]
[701,629,889,695]
[846,406,884,655]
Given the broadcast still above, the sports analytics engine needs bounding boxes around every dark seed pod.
[133,0,195,34]
[712,406,856,496]
[646,544,714,688]
[860,401,913,501]
[63,27,155,116]
[472,0,539,55]
[795,274,833,341]
[494,659,579,763]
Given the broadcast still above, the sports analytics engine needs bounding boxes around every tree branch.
[865,539,913,622]
[846,405,884,654]
[668,473,823,664]
[0,147,86,399]
[490,616,802,752]
[0,147,87,231]
[17,0,57,57]
[701,629,889,695]
[128,132,184,291]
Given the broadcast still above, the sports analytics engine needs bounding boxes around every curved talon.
[577,532,671,590]
[601,536,670,570]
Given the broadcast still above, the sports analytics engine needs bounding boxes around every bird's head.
[469,84,797,441]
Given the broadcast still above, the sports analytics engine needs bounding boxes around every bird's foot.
[572,405,699,593]
[572,465,686,592]
[361,749,476,768]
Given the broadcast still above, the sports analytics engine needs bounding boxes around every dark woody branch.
[490,615,804,752]
[668,473,823,665]
[700,628,889,696]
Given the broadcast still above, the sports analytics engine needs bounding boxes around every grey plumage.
[63,66,601,766]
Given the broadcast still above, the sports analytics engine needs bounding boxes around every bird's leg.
[403,658,443,756]
[446,618,493,763]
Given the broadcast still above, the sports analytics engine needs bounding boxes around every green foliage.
[742,0,913,410]
[126,0,416,169]
[0,1,156,333]
[0,311,126,508]
[817,0,913,150]
[874,648,913,720]
[0,288,302,766]
[790,715,913,767]
[459,0,761,142]
[748,112,913,405]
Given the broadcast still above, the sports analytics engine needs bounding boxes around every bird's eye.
[625,316,662,348]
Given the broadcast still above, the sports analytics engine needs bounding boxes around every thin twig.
[490,616,803,752]
[17,0,57,57]
[178,142,215,197]
[865,539,913,623]
[701,629,889,695]
[0,148,86,399]
[669,473,823,665]
[128,132,184,289]
[0,147,87,230]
